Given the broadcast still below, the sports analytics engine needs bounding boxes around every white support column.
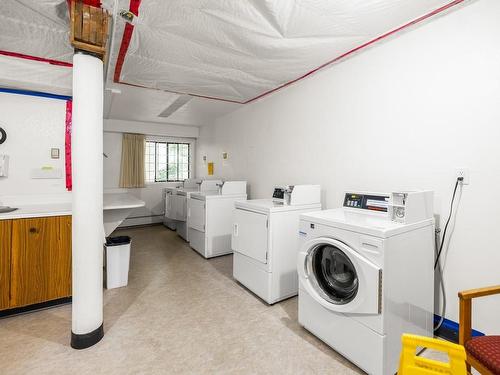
[71,52,104,349]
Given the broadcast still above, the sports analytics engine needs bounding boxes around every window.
[145,141,190,182]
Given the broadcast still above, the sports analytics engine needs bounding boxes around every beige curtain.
[119,133,145,188]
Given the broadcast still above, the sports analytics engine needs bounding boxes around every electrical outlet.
[456,168,470,185]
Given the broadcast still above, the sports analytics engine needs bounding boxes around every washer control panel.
[272,187,285,200]
[343,193,390,212]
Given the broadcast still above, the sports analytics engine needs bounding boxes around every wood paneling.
[10,216,71,308]
[70,1,110,61]
[48,216,72,300]
[0,220,12,310]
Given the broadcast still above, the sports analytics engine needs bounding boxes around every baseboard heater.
[125,214,164,220]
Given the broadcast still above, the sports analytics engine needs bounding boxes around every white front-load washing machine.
[297,191,434,375]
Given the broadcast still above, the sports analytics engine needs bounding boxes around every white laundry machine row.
[163,178,200,230]
[173,180,222,241]
[188,181,247,258]
[297,191,434,375]
[232,185,321,304]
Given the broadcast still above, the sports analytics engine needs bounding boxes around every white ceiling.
[0,0,465,127]
[104,83,240,126]
[116,0,458,103]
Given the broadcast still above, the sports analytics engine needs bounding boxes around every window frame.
[145,136,195,184]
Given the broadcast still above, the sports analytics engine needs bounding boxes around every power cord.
[434,177,462,269]
[434,228,446,332]
[434,176,463,332]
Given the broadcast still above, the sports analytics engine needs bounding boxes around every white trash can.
[105,236,131,289]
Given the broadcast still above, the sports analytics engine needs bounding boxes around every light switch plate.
[51,148,60,159]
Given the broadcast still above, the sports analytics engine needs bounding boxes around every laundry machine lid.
[300,209,433,238]
[298,237,381,314]
[236,199,321,214]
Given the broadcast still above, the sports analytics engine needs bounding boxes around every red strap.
[65,100,73,191]
[0,50,72,67]
[114,0,142,82]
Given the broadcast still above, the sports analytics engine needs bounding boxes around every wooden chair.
[459,285,500,374]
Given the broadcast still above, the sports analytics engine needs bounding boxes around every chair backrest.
[398,334,467,375]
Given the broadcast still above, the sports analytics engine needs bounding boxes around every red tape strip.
[114,0,142,83]
[65,100,73,191]
[0,50,72,67]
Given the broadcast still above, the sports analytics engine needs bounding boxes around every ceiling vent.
[158,95,192,118]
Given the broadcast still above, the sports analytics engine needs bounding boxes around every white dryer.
[173,180,221,241]
[297,191,434,375]
[188,181,247,258]
[232,185,321,304]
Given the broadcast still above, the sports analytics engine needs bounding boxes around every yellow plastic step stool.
[398,334,467,374]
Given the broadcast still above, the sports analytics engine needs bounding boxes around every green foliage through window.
[145,141,190,182]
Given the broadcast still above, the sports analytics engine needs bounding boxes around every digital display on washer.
[343,193,389,212]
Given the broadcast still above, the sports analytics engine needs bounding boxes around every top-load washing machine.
[232,185,321,304]
[297,191,434,375]
[173,180,222,241]
[188,181,247,258]
[163,179,200,230]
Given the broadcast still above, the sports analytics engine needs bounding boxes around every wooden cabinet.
[0,220,12,310]
[0,216,71,311]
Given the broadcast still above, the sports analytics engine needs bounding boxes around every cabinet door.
[10,216,72,308]
[0,220,11,310]
[48,216,72,300]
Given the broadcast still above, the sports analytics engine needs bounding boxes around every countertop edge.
[0,210,72,221]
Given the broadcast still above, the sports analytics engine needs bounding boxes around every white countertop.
[0,203,72,220]
[0,193,145,221]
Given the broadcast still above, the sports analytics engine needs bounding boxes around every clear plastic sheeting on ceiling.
[0,0,115,63]
[0,0,115,94]
[117,0,463,103]
[0,0,74,63]
[0,54,72,96]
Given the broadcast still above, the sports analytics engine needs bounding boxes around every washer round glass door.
[308,243,359,305]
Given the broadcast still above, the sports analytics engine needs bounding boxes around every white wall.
[197,0,500,334]
[0,92,70,200]
[103,119,198,226]
[0,92,199,227]
[104,118,199,138]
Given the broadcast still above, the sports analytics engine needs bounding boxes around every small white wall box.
[51,148,60,159]
[389,190,434,224]
[105,236,132,289]
[0,155,9,177]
